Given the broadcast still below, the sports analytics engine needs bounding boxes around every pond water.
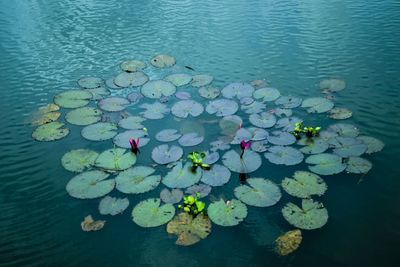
[1,0,400,266]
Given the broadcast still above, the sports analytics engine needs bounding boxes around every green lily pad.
[118,116,146,130]
[99,97,130,112]
[141,80,176,99]
[81,122,118,141]
[357,136,384,154]
[282,199,328,230]
[113,130,150,149]
[249,112,276,128]
[162,162,202,188]
[84,87,111,100]
[115,166,161,194]
[191,74,213,87]
[329,107,352,120]
[164,73,192,87]
[114,72,149,87]
[301,97,334,113]
[66,170,115,199]
[61,149,99,172]
[32,121,69,141]
[207,199,247,226]
[222,82,255,99]
[94,148,137,171]
[328,123,359,137]
[132,198,175,227]
[306,153,346,175]
[150,54,176,68]
[345,157,372,174]
[99,196,129,215]
[160,188,183,204]
[120,60,146,72]
[206,99,239,117]
[264,146,304,166]
[198,86,220,99]
[78,77,103,89]
[65,107,102,126]
[151,144,183,165]
[330,137,367,157]
[54,90,92,108]
[282,171,327,198]
[140,102,170,119]
[320,78,346,92]
[234,178,281,207]
[253,87,280,102]
[171,100,204,118]
[299,139,329,154]
[222,150,262,173]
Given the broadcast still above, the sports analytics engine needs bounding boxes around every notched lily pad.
[65,107,102,126]
[141,80,176,99]
[201,164,231,186]
[178,133,204,147]
[66,170,115,199]
[81,122,118,141]
[241,101,265,114]
[253,87,280,102]
[99,97,130,112]
[160,188,183,204]
[81,215,105,231]
[320,78,346,92]
[282,199,328,230]
[345,157,372,174]
[171,100,204,118]
[120,60,146,72]
[282,171,327,198]
[206,99,238,117]
[267,131,296,146]
[306,153,346,175]
[234,178,281,207]
[99,196,129,215]
[185,184,212,198]
[132,198,175,227]
[78,77,103,89]
[113,130,150,149]
[207,199,247,226]
[155,129,182,142]
[54,90,92,108]
[329,108,352,120]
[118,116,146,130]
[191,74,213,87]
[357,136,384,154]
[152,144,183,165]
[32,121,69,141]
[94,148,137,171]
[140,102,170,119]
[61,149,98,172]
[275,96,302,108]
[328,123,359,137]
[249,112,276,128]
[301,97,334,113]
[162,162,202,188]
[264,146,304,166]
[222,150,262,173]
[198,86,220,99]
[222,82,254,99]
[165,73,192,87]
[329,137,367,157]
[84,87,111,100]
[115,166,161,194]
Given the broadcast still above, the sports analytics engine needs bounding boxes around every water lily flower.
[240,140,251,158]
[129,138,140,155]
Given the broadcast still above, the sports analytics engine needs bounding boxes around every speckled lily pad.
[191,74,213,87]
[115,166,161,194]
[54,90,92,109]
[151,144,183,165]
[81,122,118,141]
[61,149,99,172]
[65,107,102,126]
[234,178,281,207]
[150,54,176,68]
[32,121,69,141]
[282,199,328,230]
[171,100,204,118]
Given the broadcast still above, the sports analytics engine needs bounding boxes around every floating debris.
[81,215,106,231]
[275,229,302,256]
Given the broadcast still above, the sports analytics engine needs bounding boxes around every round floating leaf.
[94,148,137,171]
[328,123,359,137]
[81,122,118,141]
[253,87,280,102]
[282,199,328,230]
[357,136,384,154]
[127,92,144,104]
[178,133,204,147]
[78,77,103,89]
[114,72,149,88]
[301,97,334,113]
[248,128,268,141]
[275,117,303,132]
[234,178,281,207]
[118,116,146,130]
[160,188,183,204]
[264,146,304,166]
[249,112,276,128]
[222,150,262,173]
[132,198,175,227]
[140,102,170,119]
[167,212,211,246]
[32,121,69,141]
[299,139,329,154]
[61,149,98,172]
[282,171,327,198]
[152,144,183,165]
[346,157,372,174]
[150,54,176,68]
[165,73,192,87]
[267,131,296,146]
[66,170,115,199]
[203,151,220,165]
[120,60,146,72]
[171,100,204,118]
[105,77,121,89]
[115,166,161,194]
[240,97,254,106]
[222,82,254,99]
[330,137,367,157]
[65,107,102,126]
[210,140,231,152]
[198,86,220,99]
[241,101,266,114]
[99,97,130,112]
[141,80,176,99]
[175,91,191,100]
[329,107,352,120]
[191,74,213,87]
[320,78,346,92]
[275,96,302,108]
[185,184,212,198]
[207,199,247,226]
[219,115,242,136]
[99,196,129,216]
[251,140,269,152]
[162,162,202,188]
[272,108,293,117]
[206,99,238,117]
[31,109,60,126]
[156,129,182,142]
[84,87,110,100]
[306,153,346,175]
[201,164,231,186]
[54,90,92,108]
[231,128,252,144]
[113,130,150,149]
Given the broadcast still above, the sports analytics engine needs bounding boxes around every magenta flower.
[240,140,251,158]
[129,138,140,155]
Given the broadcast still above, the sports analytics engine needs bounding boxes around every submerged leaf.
[320,78,346,92]
[81,215,106,231]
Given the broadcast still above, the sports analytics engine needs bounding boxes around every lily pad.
[329,137,367,157]
[162,162,202,188]
[248,128,268,141]
[155,129,182,142]
[81,122,118,141]
[222,82,254,99]
[320,78,346,92]
[282,171,327,198]
[191,74,213,87]
[253,87,280,102]
[165,73,192,87]
[141,80,176,99]
[84,87,111,100]
[198,86,220,99]
[249,112,277,129]
[61,149,99,172]
[160,188,183,204]
[234,178,281,207]
[282,199,328,230]
[200,164,231,186]
[66,170,115,199]
[207,199,247,226]
[251,140,269,152]
[219,115,242,136]
[178,133,204,147]
[175,91,191,100]
[240,97,254,106]
[328,123,359,137]
[185,184,212,198]
[264,146,304,166]
[118,116,146,130]
[99,97,130,112]
[299,139,329,154]
[222,150,262,173]
[171,100,204,118]
[275,96,302,108]
[271,108,293,117]
[301,97,334,113]
[152,144,183,165]
[115,166,161,194]
[150,54,176,68]
[167,212,211,246]
[329,107,352,120]
[65,107,102,126]
[306,153,346,175]
[127,92,144,104]
[241,101,266,114]
[140,102,170,119]
[357,136,384,154]
[206,99,238,117]
[132,198,175,227]
[32,121,69,141]
[105,77,121,89]
[267,131,296,146]
[99,196,129,215]
[210,140,231,152]
[345,157,372,174]
[94,148,137,171]
[113,130,150,149]
[231,128,252,144]
[54,90,92,108]
[120,60,146,72]
[78,77,103,89]
[203,151,220,165]
[275,117,303,132]
[114,71,149,88]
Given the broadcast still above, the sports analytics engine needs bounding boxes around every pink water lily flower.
[129,138,140,155]
[240,140,252,150]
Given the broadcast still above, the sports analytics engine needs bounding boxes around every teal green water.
[1,0,400,266]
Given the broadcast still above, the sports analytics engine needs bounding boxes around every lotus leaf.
[65,107,102,126]
[165,73,192,87]
[282,171,327,198]
[132,198,175,227]
[357,136,384,154]
[61,149,98,172]
[120,60,146,72]
[191,74,213,87]
[253,87,280,102]
[207,199,247,226]
[330,137,367,157]
[78,77,103,89]
[241,101,265,114]
[113,130,150,149]
[185,184,212,198]
[66,170,115,199]
[198,86,220,99]
[320,78,346,92]
[162,162,202,188]
[155,129,182,142]
[328,123,359,137]
[222,150,262,173]
[85,87,111,100]
[264,146,304,166]
[54,90,92,108]
[306,153,346,175]
[301,97,334,113]
[178,133,204,147]
[98,97,130,112]
[275,229,302,256]
[99,196,129,215]
[140,102,170,119]
[115,166,161,194]
[275,96,302,108]
[282,199,328,230]
[152,144,183,165]
[94,148,137,171]
[206,99,238,117]
[171,100,204,118]
[150,54,176,68]
[222,82,254,99]
[118,116,146,130]
[234,178,281,207]
[141,80,176,99]
[160,188,183,204]
[32,121,69,141]
[267,131,296,146]
[345,157,372,174]
[200,164,231,186]
[81,215,105,231]
[249,112,276,128]
[329,107,352,120]
[299,139,329,154]
[81,122,118,141]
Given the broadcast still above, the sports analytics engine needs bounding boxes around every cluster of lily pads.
[31,55,384,251]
